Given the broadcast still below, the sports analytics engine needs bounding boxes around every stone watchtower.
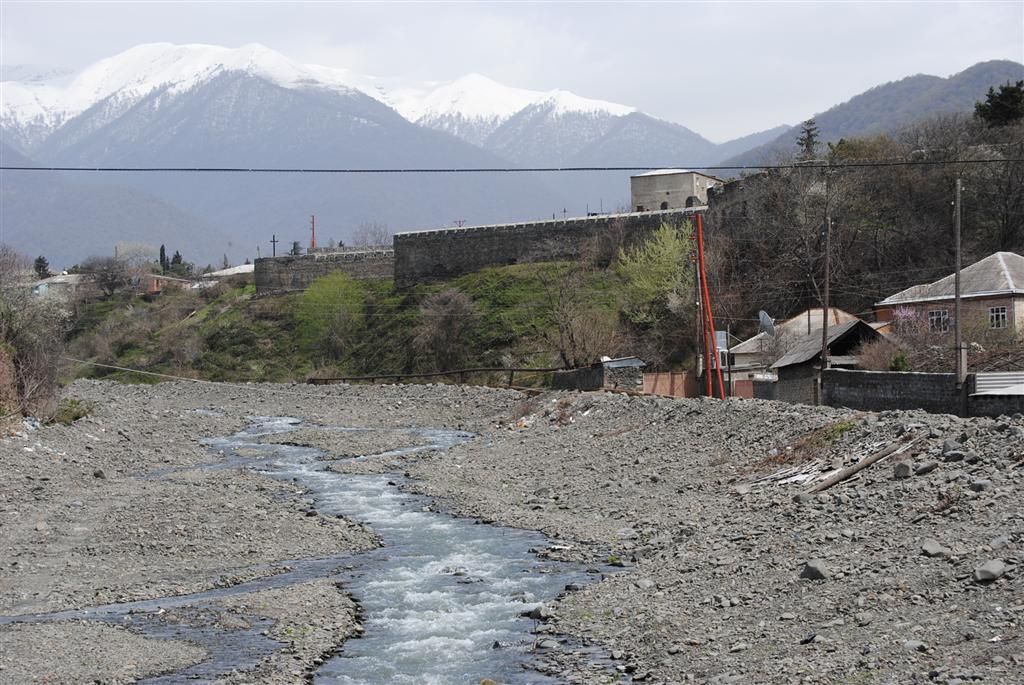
[630,169,724,211]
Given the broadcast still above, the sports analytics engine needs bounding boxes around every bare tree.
[78,256,130,297]
[0,245,70,416]
[413,288,477,371]
[351,222,393,248]
[537,268,620,369]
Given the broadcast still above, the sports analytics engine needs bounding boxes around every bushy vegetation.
[65,222,698,384]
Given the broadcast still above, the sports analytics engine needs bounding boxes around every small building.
[770,319,880,405]
[729,308,859,382]
[630,169,724,212]
[552,357,646,391]
[142,274,193,295]
[874,252,1024,336]
[32,273,98,300]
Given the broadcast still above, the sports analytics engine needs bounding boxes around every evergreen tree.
[33,255,51,280]
[290,241,303,256]
[171,250,183,267]
[796,118,820,160]
[222,253,229,270]
[975,80,1024,127]
[159,245,168,274]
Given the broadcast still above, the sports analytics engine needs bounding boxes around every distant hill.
[0,143,229,269]
[720,60,1024,171]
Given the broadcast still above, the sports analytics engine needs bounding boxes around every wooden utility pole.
[819,215,832,405]
[954,176,966,388]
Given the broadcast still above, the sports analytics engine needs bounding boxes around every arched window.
[660,201,669,210]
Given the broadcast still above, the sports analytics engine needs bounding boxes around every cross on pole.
[270,234,279,257]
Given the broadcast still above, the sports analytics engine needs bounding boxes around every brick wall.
[254,250,394,294]
[392,209,694,288]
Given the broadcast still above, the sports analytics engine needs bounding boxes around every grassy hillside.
[66,262,661,385]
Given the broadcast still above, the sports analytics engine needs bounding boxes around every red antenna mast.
[310,214,317,250]
[695,214,726,399]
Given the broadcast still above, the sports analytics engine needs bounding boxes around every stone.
[893,461,913,479]
[915,461,939,476]
[921,539,951,558]
[903,639,929,652]
[969,479,992,492]
[989,535,1010,550]
[92,468,106,479]
[974,560,1006,582]
[635,578,656,591]
[779,612,797,621]
[800,559,828,580]
[943,450,966,462]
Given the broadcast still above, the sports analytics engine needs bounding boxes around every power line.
[2,158,1022,174]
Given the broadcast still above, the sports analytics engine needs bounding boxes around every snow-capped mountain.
[0,42,646,153]
[0,43,376,150]
[0,41,784,265]
[387,73,637,148]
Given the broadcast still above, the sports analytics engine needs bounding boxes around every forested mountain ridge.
[720,60,1024,170]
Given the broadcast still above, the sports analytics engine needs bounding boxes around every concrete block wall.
[254,250,394,294]
[393,209,694,288]
[823,369,962,415]
[969,393,1024,417]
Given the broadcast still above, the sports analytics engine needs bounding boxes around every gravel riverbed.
[1,379,1021,684]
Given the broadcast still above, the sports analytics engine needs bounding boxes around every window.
[660,201,669,210]
[989,306,1008,329]
[636,205,644,212]
[928,309,949,333]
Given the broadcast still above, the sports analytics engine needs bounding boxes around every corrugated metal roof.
[877,252,1024,306]
[730,308,857,355]
[601,356,647,369]
[770,319,872,369]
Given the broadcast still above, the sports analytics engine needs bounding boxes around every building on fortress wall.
[392,208,700,288]
[630,170,725,212]
[254,249,394,294]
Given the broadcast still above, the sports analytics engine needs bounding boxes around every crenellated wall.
[392,208,697,288]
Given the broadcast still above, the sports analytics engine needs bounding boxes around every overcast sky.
[2,1,1022,141]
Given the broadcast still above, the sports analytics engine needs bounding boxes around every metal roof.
[877,252,1024,306]
[730,308,857,355]
[770,319,875,369]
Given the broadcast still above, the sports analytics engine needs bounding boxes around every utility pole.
[270,234,279,257]
[954,176,966,388]
[819,214,832,405]
[310,215,317,251]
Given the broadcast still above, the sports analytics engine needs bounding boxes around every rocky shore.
[1,380,1020,684]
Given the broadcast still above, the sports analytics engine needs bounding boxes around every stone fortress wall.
[253,208,698,293]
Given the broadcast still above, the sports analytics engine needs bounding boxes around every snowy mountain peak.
[0,42,368,143]
[531,89,636,117]
[391,73,543,123]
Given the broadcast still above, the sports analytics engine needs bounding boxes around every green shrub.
[50,398,92,425]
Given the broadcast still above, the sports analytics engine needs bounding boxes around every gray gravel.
[1,380,1021,684]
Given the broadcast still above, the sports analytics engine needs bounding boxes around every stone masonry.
[254,250,394,294]
[393,208,697,288]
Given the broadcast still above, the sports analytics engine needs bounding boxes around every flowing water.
[2,417,613,684]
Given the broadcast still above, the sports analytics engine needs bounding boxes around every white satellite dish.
[758,310,776,337]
